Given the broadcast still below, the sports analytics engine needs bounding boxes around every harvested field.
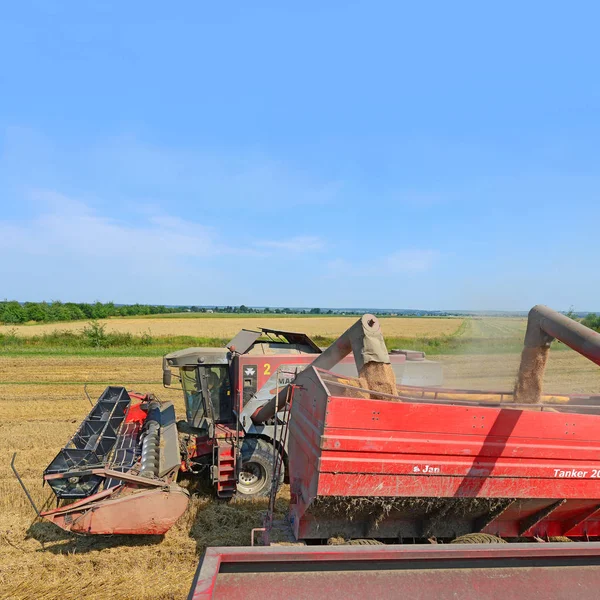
[0,356,166,385]
[435,350,600,394]
[3,319,600,599]
[0,315,463,340]
[465,317,527,340]
[0,357,287,600]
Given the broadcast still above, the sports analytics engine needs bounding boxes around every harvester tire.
[345,539,384,546]
[451,533,507,544]
[237,438,283,498]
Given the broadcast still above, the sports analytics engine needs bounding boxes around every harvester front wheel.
[237,438,282,498]
[451,533,507,544]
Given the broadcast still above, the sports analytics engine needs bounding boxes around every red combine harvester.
[14,325,439,534]
[189,306,600,599]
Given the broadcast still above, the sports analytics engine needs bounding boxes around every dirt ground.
[2,344,599,599]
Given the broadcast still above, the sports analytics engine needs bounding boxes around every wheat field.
[0,316,463,339]
[3,321,600,599]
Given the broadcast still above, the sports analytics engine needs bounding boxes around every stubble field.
[0,356,289,600]
[2,316,600,599]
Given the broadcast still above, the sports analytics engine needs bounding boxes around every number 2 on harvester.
[263,363,271,376]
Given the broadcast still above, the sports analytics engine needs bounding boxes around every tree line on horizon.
[0,300,184,324]
[0,301,340,324]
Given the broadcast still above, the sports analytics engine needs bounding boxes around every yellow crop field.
[0,315,464,339]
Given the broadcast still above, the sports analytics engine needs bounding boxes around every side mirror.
[162,358,172,386]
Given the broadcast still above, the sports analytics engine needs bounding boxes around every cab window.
[204,366,232,422]
[181,367,204,427]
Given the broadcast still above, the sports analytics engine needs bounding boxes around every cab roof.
[164,327,321,367]
[227,328,321,354]
[164,347,229,367]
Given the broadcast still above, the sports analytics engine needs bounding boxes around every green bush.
[140,329,154,346]
[83,320,108,348]
[582,313,600,332]
[0,301,27,324]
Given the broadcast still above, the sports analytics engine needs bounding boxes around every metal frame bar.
[40,486,118,517]
[474,498,515,532]
[43,467,168,487]
[563,504,600,536]
[188,543,600,600]
[11,452,40,516]
[519,499,566,535]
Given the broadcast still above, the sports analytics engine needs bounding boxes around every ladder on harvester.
[213,440,237,498]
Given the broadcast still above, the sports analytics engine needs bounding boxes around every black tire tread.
[237,437,281,498]
[451,533,507,544]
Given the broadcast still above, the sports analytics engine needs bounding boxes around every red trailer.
[288,368,600,541]
[189,363,600,599]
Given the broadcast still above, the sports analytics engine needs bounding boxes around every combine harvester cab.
[40,386,189,535]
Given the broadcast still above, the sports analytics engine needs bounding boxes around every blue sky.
[1,2,599,311]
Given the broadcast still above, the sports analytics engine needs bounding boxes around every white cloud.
[254,236,325,252]
[0,125,347,304]
[0,191,332,302]
[0,190,221,260]
[324,249,440,279]
[0,192,250,302]
[384,249,439,273]
[0,191,329,261]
